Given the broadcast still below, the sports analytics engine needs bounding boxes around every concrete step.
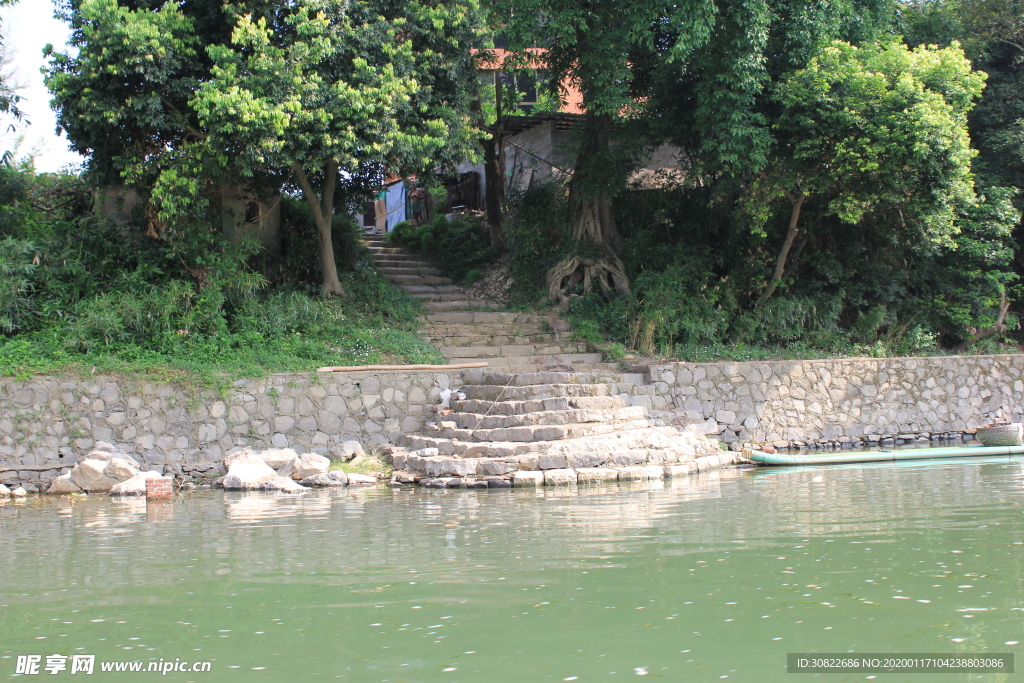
[447,406,648,430]
[380,266,446,277]
[462,382,615,402]
[440,343,590,359]
[452,394,632,416]
[424,312,549,325]
[367,246,405,255]
[451,353,606,370]
[386,274,453,286]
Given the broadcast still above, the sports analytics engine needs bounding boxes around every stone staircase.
[363,231,486,312]
[387,369,729,488]
[363,230,612,371]
[364,228,733,488]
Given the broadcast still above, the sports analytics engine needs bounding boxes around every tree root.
[546,254,630,306]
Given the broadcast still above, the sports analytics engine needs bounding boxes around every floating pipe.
[744,444,1024,466]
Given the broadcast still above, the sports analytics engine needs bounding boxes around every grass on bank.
[0,265,443,386]
[0,172,443,387]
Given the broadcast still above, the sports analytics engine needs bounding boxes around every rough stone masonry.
[0,353,1021,490]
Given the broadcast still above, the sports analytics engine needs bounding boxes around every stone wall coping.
[644,352,1024,370]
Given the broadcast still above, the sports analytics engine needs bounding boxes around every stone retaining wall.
[3,353,1024,490]
[644,354,1024,447]
[0,370,461,489]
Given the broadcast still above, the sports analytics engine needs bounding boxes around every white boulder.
[300,471,348,487]
[10,486,27,497]
[47,473,81,494]
[260,476,308,492]
[85,441,136,463]
[260,448,299,478]
[103,458,141,482]
[223,447,260,468]
[293,453,330,479]
[70,458,120,492]
[341,440,365,461]
[222,450,279,490]
[109,471,163,496]
[346,473,378,485]
[0,483,10,496]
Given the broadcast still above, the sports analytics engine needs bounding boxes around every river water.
[2,456,1023,682]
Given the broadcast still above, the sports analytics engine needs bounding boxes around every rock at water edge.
[260,448,299,477]
[575,467,618,483]
[544,469,577,486]
[260,476,308,492]
[222,451,279,490]
[110,471,163,496]
[47,473,81,494]
[346,473,377,485]
[70,459,120,492]
[513,471,544,487]
[104,458,141,482]
[294,453,330,479]
[299,473,346,487]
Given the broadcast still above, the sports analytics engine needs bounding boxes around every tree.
[47,0,482,296]
[749,40,986,305]
[497,0,719,304]
[0,0,25,166]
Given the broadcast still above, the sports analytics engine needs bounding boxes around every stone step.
[447,406,648,430]
[440,343,590,359]
[451,353,606,370]
[424,312,548,324]
[369,253,419,262]
[420,322,552,336]
[386,274,453,286]
[410,292,466,302]
[421,301,505,312]
[425,333,563,346]
[366,246,405,255]
[374,259,432,269]
[406,285,463,294]
[462,382,615,401]
[432,418,652,443]
[452,394,631,415]
[391,449,731,477]
[380,266,446,277]
[398,426,705,459]
[478,371,644,386]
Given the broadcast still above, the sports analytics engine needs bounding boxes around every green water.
[3,457,1024,682]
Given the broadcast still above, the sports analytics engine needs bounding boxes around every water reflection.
[1,458,1023,682]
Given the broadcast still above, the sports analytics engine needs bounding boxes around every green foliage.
[388,214,496,282]
[47,0,484,296]
[0,168,440,381]
[757,40,984,244]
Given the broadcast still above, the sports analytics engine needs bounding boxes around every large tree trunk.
[546,112,630,305]
[482,135,504,251]
[483,72,505,252]
[292,160,347,298]
[756,190,805,307]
